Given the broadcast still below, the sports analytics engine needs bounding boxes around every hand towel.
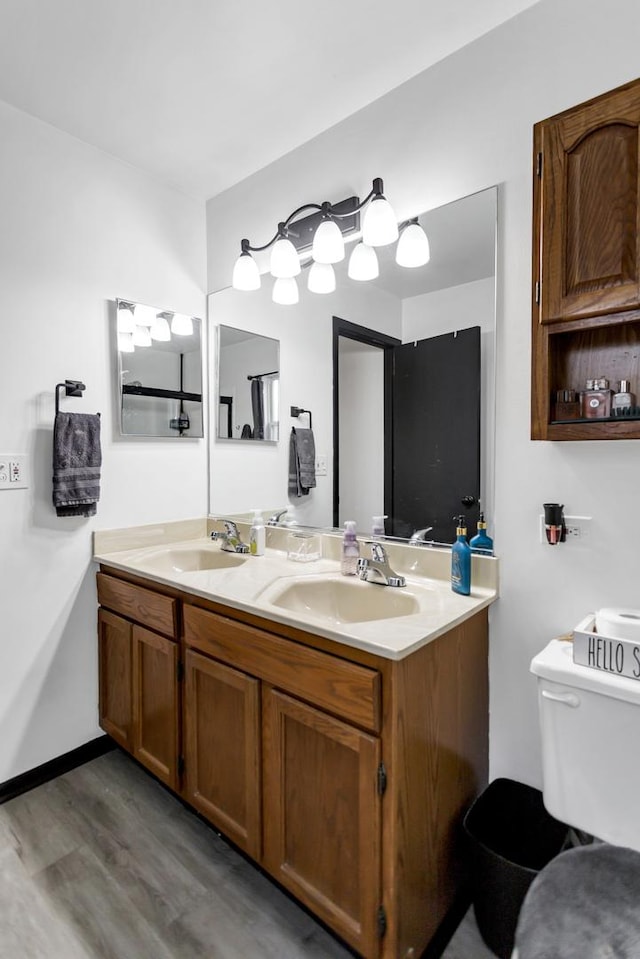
[53,412,102,517]
[288,427,316,498]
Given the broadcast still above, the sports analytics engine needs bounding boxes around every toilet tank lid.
[530,639,640,706]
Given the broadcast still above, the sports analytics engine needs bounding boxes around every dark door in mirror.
[390,327,481,542]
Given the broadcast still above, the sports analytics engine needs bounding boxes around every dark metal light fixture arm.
[239,178,385,255]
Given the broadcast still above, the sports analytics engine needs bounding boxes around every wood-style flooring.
[0,750,495,958]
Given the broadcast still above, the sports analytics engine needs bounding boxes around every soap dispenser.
[341,521,360,576]
[372,515,387,538]
[249,510,265,556]
[469,512,494,556]
[451,516,471,596]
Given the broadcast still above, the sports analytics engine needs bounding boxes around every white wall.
[206,0,640,788]
[0,100,206,782]
[402,277,496,520]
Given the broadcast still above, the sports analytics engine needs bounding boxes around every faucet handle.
[361,540,387,563]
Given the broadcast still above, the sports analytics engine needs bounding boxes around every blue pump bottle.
[469,512,494,556]
[451,515,471,596]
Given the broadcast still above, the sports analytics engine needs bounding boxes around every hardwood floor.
[0,750,494,958]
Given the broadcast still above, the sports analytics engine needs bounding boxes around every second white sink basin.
[132,546,247,574]
[260,575,425,625]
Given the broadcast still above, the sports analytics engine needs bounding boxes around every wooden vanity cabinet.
[532,77,640,439]
[97,573,180,790]
[98,567,489,959]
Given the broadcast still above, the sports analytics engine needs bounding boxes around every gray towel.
[515,844,640,959]
[288,427,316,498]
[53,412,102,517]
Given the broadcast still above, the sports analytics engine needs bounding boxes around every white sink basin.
[132,546,247,574]
[260,575,426,625]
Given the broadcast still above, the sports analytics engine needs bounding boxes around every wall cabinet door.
[98,608,132,750]
[262,686,381,958]
[537,80,640,325]
[183,648,261,859]
[132,624,180,790]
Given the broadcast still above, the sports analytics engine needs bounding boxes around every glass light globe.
[311,219,344,264]
[118,331,135,353]
[232,251,261,290]
[396,222,431,268]
[150,313,171,341]
[348,242,379,281]
[362,196,399,246]
[272,277,299,305]
[132,325,152,347]
[133,304,156,326]
[308,262,336,294]
[171,313,194,336]
[270,237,301,278]
[117,303,136,333]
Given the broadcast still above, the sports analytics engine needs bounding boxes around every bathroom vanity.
[94,520,497,959]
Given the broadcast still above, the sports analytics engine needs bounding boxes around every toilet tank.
[531,639,640,852]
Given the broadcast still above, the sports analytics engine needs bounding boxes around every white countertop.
[93,519,499,661]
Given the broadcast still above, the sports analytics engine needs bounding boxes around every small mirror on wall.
[216,325,280,441]
[116,298,204,437]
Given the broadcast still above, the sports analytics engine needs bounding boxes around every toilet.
[531,638,640,851]
[510,641,640,958]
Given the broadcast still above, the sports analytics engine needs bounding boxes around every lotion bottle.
[469,512,494,556]
[249,510,265,556]
[451,516,471,596]
[341,521,360,576]
[372,515,387,538]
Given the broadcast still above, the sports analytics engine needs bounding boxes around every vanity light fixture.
[117,301,136,334]
[133,304,157,326]
[395,217,431,268]
[272,276,299,305]
[308,261,336,294]
[231,177,401,303]
[118,331,135,353]
[132,324,152,347]
[348,242,379,281]
[150,312,171,342]
[171,313,194,336]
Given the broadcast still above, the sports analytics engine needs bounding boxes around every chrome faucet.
[409,526,434,545]
[267,508,288,526]
[210,520,250,553]
[357,542,406,587]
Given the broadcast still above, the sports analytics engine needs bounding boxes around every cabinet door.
[183,649,261,859]
[98,609,132,750]
[131,625,179,790]
[263,686,381,958]
[537,80,640,324]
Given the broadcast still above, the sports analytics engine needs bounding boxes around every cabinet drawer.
[97,572,178,639]
[183,604,380,733]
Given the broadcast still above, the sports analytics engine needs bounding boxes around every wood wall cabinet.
[97,574,180,790]
[98,567,489,959]
[532,77,640,439]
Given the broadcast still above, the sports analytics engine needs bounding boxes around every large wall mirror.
[208,186,496,542]
[116,299,203,438]
[216,325,280,441]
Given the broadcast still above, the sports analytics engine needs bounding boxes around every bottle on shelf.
[580,378,612,419]
[612,379,636,414]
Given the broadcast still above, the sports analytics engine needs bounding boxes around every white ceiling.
[0,0,540,200]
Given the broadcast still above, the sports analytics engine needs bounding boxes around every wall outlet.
[0,455,28,490]
[539,513,592,543]
[315,453,328,476]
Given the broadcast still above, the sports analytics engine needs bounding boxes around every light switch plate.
[315,453,328,476]
[0,455,28,490]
